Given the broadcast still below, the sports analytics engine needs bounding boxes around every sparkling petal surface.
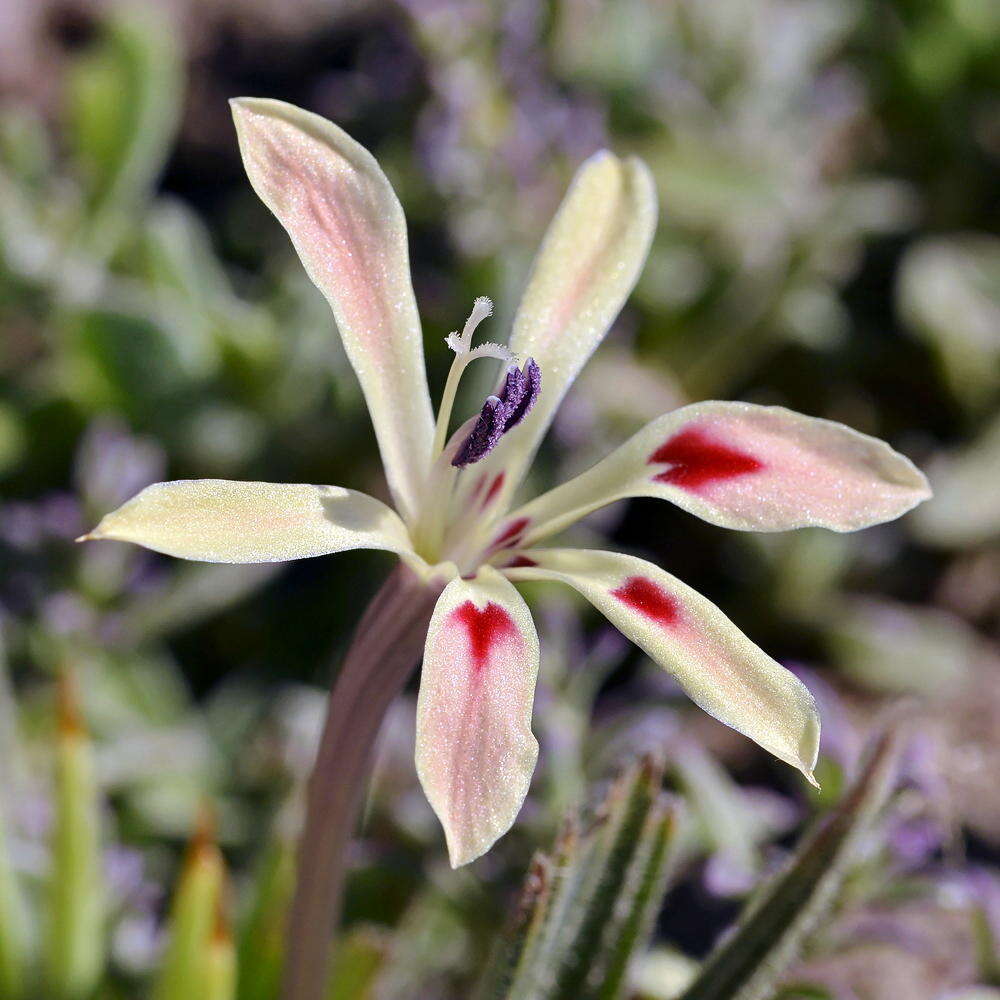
[85,480,413,563]
[505,548,820,782]
[453,150,657,513]
[231,98,434,523]
[416,566,540,867]
[511,402,931,544]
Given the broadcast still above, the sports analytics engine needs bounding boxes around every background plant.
[1,0,998,997]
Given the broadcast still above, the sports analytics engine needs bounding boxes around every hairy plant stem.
[281,563,441,1000]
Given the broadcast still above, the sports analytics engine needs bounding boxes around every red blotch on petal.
[503,554,538,569]
[481,472,506,509]
[450,600,518,671]
[611,576,681,628]
[491,516,531,551]
[469,472,488,504]
[648,426,763,492]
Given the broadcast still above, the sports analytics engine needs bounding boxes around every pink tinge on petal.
[253,130,391,364]
[648,426,764,493]
[611,576,681,629]
[450,600,518,674]
[491,516,531,551]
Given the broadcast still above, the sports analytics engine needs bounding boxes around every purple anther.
[452,395,506,467]
[452,358,541,467]
[500,358,541,432]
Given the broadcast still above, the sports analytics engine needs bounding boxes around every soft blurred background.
[1,1,998,998]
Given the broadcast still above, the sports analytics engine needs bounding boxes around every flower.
[80,98,931,867]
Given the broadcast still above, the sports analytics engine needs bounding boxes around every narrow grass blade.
[481,759,679,1000]
[504,820,581,1000]
[236,830,294,1000]
[0,803,28,1000]
[45,672,104,1000]
[475,852,555,1000]
[154,808,227,1000]
[206,905,236,1000]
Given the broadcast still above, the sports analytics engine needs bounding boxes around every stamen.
[418,298,535,559]
[451,359,542,467]
[452,396,505,467]
[499,358,541,431]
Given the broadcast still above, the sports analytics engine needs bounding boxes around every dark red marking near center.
[503,554,538,569]
[648,426,763,492]
[611,576,681,628]
[450,600,517,671]
[469,472,488,503]
[491,516,531,551]
[481,472,506,509]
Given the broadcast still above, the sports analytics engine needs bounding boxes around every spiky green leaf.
[676,728,901,1000]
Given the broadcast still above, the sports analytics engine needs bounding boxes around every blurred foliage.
[1,0,999,996]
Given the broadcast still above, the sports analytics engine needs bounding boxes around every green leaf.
[154,811,227,1000]
[65,3,182,257]
[205,918,236,1000]
[237,831,295,1000]
[0,803,29,1000]
[474,852,556,1000]
[61,309,193,419]
[676,728,901,1000]
[326,928,387,1000]
[483,757,677,1000]
[45,672,105,999]
[594,806,678,999]
[499,822,580,1000]
[548,757,662,1000]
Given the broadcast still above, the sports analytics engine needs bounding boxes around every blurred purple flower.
[40,591,96,635]
[0,502,44,550]
[888,815,947,867]
[75,419,164,514]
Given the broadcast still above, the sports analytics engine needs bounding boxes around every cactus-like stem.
[281,563,440,1000]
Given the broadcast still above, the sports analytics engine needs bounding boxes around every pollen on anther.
[451,359,542,467]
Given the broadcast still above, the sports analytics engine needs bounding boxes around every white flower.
[82,99,931,867]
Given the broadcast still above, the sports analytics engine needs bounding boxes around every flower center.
[412,298,541,568]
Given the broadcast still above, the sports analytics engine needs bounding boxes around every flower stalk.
[281,564,442,1000]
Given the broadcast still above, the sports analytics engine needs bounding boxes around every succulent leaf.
[676,727,902,1000]
[482,758,678,1000]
